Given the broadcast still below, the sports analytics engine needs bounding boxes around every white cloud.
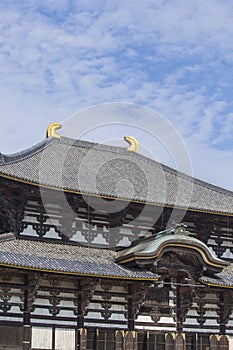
[0,0,232,190]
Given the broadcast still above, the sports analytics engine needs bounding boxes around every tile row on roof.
[0,136,233,214]
[0,236,157,280]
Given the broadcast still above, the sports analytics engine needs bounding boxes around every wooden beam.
[23,274,31,350]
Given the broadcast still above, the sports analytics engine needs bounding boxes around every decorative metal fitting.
[46,122,62,139]
[124,136,138,152]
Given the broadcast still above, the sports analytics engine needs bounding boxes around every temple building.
[0,123,232,349]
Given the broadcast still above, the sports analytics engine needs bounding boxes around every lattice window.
[137,332,147,350]
[98,330,114,350]
[138,332,166,350]
[86,329,96,350]
[0,326,23,347]
[186,334,195,350]
[198,335,210,350]
[154,334,165,350]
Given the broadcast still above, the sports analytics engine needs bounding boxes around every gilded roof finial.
[173,223,190,236]
[46,122,62,139]
[124,136,138,152]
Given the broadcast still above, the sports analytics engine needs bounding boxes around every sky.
[0,0,233,190]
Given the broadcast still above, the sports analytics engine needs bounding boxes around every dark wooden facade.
[1,176,233,258]
[0,269,232,350]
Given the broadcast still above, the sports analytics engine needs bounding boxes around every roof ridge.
[0,137,56,165]
[0,233,16,242]
[59,137,233,197]
[9,236,115,251]
[0,135,232,200]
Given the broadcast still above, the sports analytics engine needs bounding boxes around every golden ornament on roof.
[46,122,62,139]
[124,136,138,152]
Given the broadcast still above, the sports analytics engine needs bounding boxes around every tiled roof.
[0,136,233,214]
[116,230,228,273]
[0,234,232,287]
[0,235,157,280]
[200,264,233,288]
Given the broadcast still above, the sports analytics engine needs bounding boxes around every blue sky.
[0,0,233,190]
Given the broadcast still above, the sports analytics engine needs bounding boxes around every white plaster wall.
[229,337,233,350]
[55,328,75,350]
[31,327,52,349]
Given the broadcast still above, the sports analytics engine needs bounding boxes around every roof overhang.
[116,225,229,274]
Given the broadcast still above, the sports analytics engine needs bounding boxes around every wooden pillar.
[76,280,85,350]
[219,292,226,335]
[128,285,134,331]
[176,280,183,333]
[52,327,56,350]
[79,329,87,350]
[23,275,31,350]
[194,334,198,350]
[218,290,233,336]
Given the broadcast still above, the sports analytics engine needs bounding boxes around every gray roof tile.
[200,263,233,287]
[0,237,157,280]
[0,136,233,214]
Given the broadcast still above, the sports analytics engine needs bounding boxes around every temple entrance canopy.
[116,223,228,275]
[115,224,229,333]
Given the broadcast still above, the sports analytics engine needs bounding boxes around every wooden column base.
[23,325,31,350]
[77,328,87,350]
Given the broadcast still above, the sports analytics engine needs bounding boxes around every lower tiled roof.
[200,264,233,287]
[0,236,157,280]
[0,235,232,287]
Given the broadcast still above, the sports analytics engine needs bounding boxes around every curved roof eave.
[116,233,228,272]
[0,136,233,215]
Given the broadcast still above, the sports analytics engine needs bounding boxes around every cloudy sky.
[0,0,233,190]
